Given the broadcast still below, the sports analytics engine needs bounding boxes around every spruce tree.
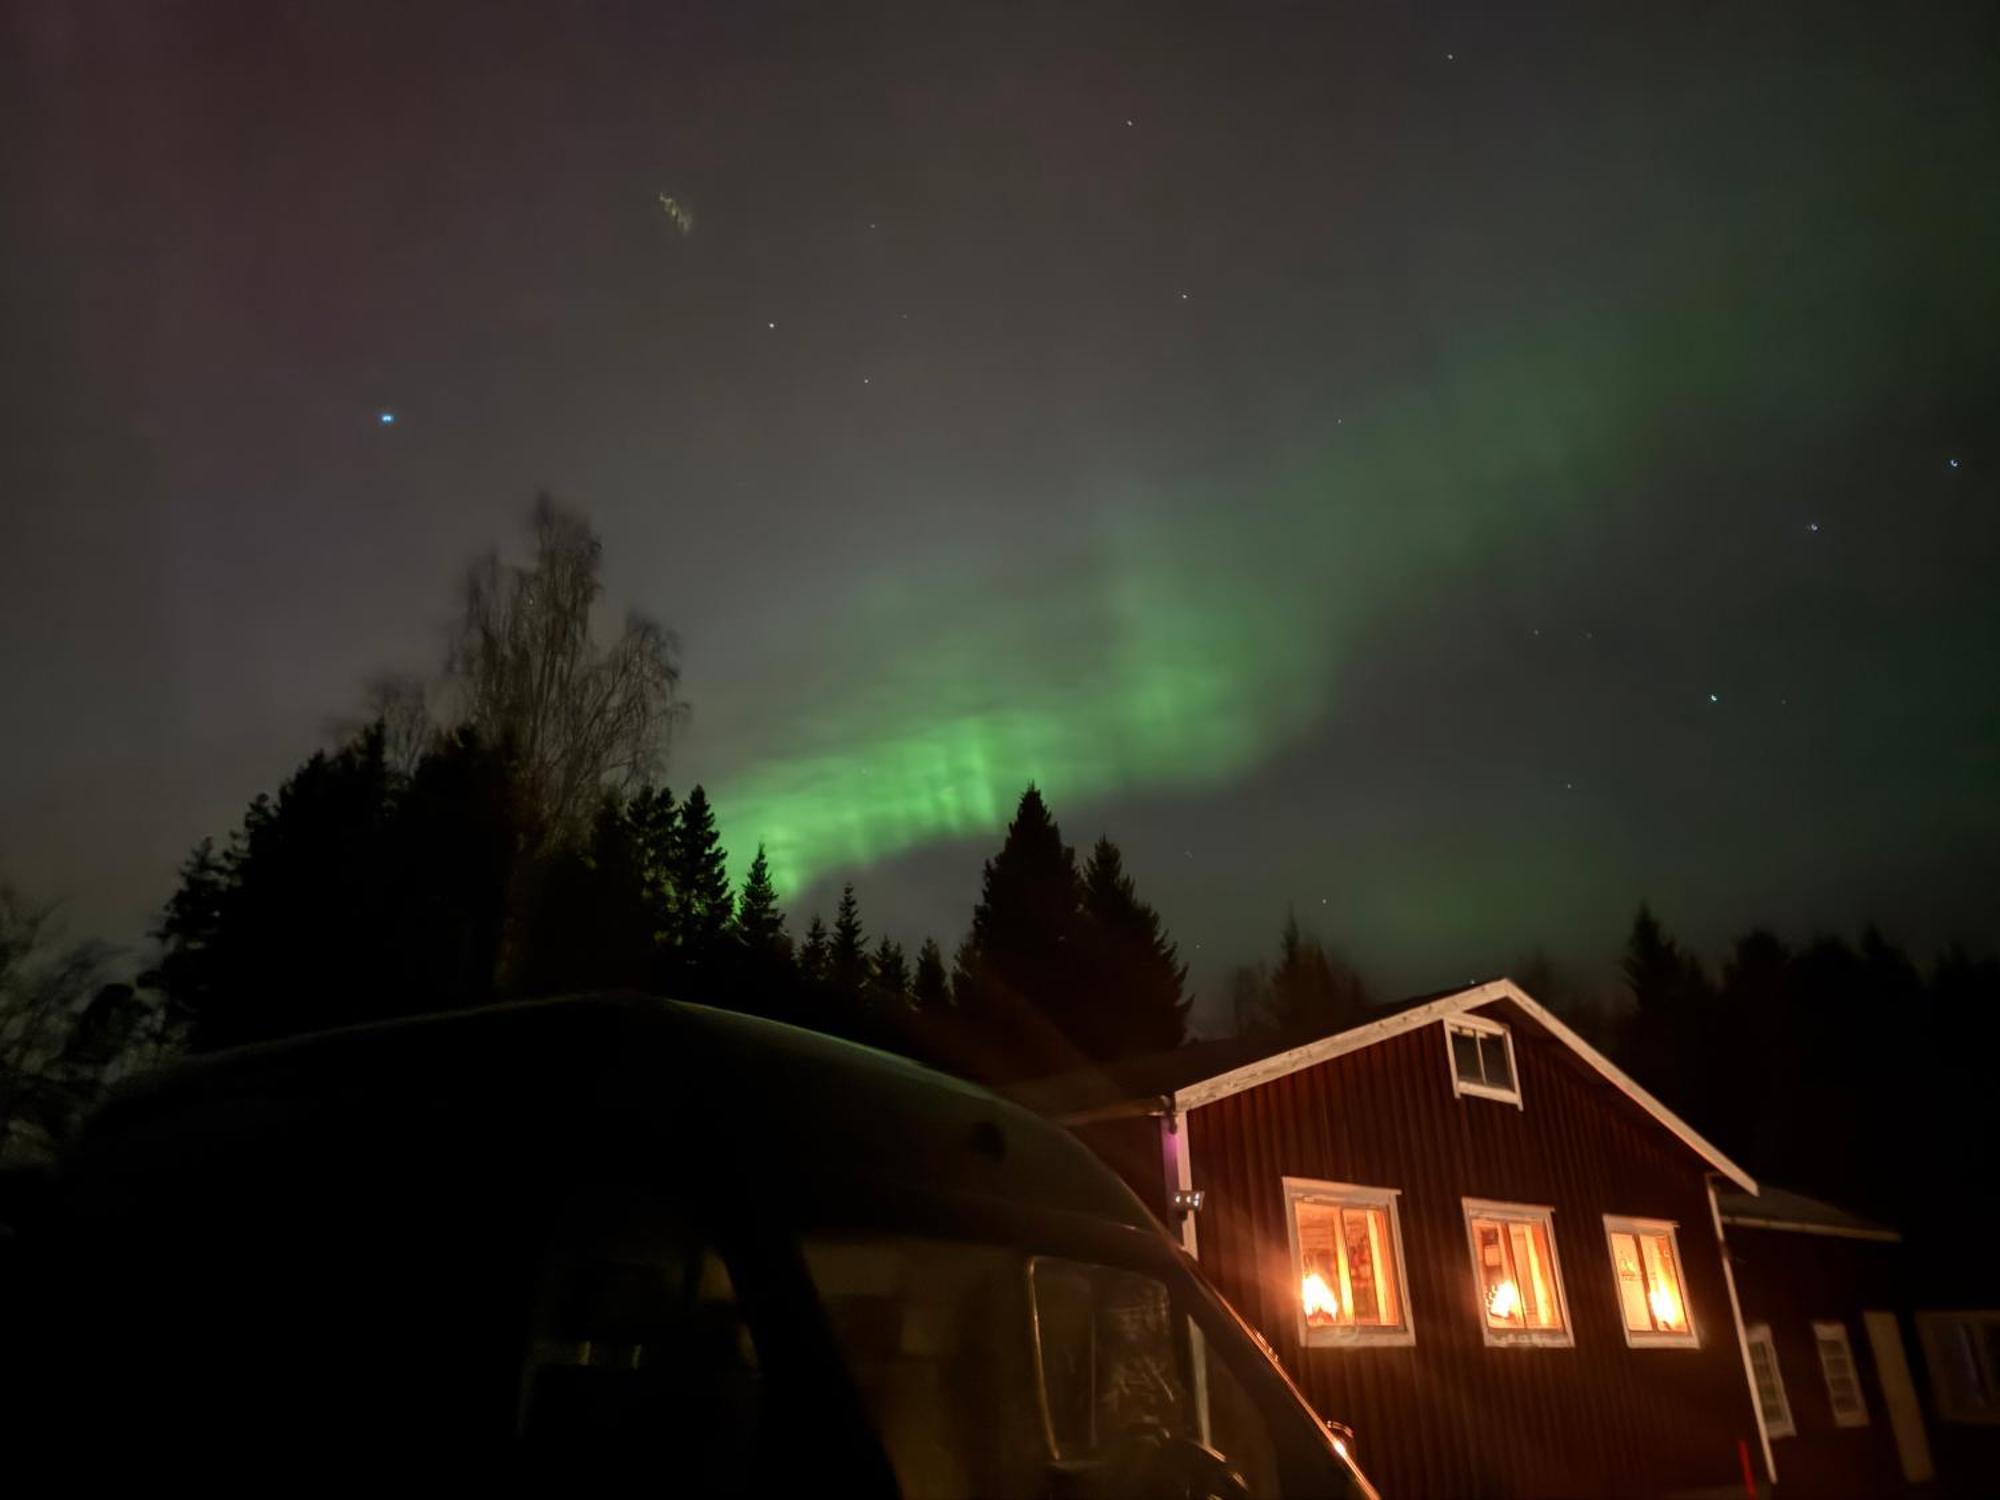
[953,785,1086,1074]
[1258,909,1368,1038]
[733,844,789,955]
[669,784,733,966]
[830,883,868,995]
[1620,903,1717,1125]
[799,916,831,983]
[912,938,950,1011]
[1076,836,1191,1057]
[623,784,677,941]
[871,935,911,1005]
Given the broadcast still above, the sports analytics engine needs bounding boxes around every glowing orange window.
[1463,1200,1571,1346]
[1604,1216,1698,1347]
[1283,1178,1413,1347]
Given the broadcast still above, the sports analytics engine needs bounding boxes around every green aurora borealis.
[712,206,1995,901]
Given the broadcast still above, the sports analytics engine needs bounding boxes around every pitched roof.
[1716,1184,1899,1242]
[1013,978,1759,1193]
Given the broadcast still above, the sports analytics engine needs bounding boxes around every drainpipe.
[1710,1174,1776,1489]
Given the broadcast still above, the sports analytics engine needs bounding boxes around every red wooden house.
[1017,978,1774,1499]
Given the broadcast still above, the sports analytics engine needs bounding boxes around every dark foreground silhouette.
[2,995,1371,1495]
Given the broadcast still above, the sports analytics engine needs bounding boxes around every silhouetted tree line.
[135,498,1192,1083]
[146,737,1190,1077]
[1611,903,2000,1260]
[1220,910,1373,1041]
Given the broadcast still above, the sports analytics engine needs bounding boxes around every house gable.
[1168,978,1757,1193]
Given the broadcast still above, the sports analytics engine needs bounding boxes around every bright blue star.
[378,411,396,425]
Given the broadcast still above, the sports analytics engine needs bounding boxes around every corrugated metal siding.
[1726,1224,1909,1497]
[1182,998,1763,1499]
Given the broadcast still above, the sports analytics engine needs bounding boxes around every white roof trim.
[1169,978,1759,1194]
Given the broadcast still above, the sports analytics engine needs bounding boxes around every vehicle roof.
[75,994,1160,1234]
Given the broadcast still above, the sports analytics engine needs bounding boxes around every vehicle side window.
[1030,1256,1280,1496]
[1197,1317,1281,1496]
[1033,1259,1186,1453]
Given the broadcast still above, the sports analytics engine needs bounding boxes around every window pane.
[1352,1208,1400,1328]
[1031,1262,1098,1456]
[1295,1199,1345,1327]
[1472,1220,1521,1327]
[1509,1220,1560,1329]
[1979,1322,2000,1407]
[1639,1233,1686,1334]
[1198,1316,1280,1496]
[1748,1330,1792,1433]
[1341,1208,1383,1325]
[1609,1231,1652,1333]
[1450,1027,1481,1083]
[1477,1032,1514,1092]
[1815,1325,1868,1424]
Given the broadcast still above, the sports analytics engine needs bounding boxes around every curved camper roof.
[77,994,1159,1234]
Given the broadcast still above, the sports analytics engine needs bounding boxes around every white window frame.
[1746,1323,1795,1438]
[1443,1014,1522,1107]
[1917,1310,2000,1424]
[1461,1198,1573,1347]
[1282,1177,1416,1349]
[1602,1215,1700,1349]
[1813,1320,1870,1428]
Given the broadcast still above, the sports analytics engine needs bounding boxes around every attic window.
[1445,1016,1520,1105]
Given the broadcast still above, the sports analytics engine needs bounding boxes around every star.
[862,377,870,385]
[1948,457,1960,469]
[1179,292,1189,301]
[767,321,776,329]
[1709,693,1720,703]
[1125,119,1134,128]
[377,411,396,425]
[1808,521,1821,533]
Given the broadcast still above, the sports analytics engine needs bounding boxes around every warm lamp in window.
[1283,1178,1413,1348]
[1463,1200,1571,1347]
[1603,1216,1697,1347]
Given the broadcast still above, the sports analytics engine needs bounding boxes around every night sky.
[5,1,1997,1024]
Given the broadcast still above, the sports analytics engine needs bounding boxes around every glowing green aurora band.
[706,224,1985,899]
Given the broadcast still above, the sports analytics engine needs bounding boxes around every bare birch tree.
[444,494,686,848]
